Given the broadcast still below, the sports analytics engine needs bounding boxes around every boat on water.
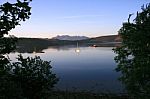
[75,42,80,53]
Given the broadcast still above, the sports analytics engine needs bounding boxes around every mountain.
[52,35,89,41]
[78,35,122,47]
[16,35,122,53]
[89,35,122,43]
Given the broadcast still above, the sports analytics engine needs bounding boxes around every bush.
[11,55,59,99]
[114,3,150,99]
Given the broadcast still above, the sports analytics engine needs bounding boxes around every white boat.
[75,42,80,53]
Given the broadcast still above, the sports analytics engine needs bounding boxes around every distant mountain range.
[16,35,122,53]
[52,35,89,41]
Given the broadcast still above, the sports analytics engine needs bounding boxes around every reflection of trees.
[16,38,79,53]
[114,4,150,98]
[16,38,50,53]
[16,44,80,53]
[16,38,88,53]
[16,38,122,53]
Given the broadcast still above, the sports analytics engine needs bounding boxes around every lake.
[9,46,124,93]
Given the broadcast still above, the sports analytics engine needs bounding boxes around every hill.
[52,35,89,41]
[89,35,121,43]
[16,38,76,53]
[15,35,122,53]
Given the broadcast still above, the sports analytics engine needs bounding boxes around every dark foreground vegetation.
[48,91,132,99]
[114,3,150,99]
[0,0,150,99]
[0,1,58,99]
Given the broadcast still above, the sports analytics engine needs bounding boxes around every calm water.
[9,46,124,93]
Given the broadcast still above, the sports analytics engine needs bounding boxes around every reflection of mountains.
[16,35,121,53]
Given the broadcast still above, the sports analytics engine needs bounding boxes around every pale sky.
[0,0,149,38]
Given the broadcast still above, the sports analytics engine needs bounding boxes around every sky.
[0,0,149,38]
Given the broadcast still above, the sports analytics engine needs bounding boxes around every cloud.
[57,15,105,19]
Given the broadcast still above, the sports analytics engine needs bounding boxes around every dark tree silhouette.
[0,0,58,99]
[11,55,58,99]
[0,1,32,98]
[0,0,32,69]
[114,3,150,98]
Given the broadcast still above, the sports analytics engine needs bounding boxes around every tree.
[0,0,58,99]
[114,3,150,98]
[0,0,32,69]
[11,55,58,99]
[0,0,32,98]
[0,0,31,37]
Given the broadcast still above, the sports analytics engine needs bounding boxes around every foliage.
[11,55,58,99]
[0,0,32,98]
[0,0,32,66]
[0,0,32,37]
[114,3,150,99]
[0,0,59,99]
[48,91,131,99]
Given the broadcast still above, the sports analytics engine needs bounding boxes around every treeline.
[16,38,77,53]
[15,35,121,53]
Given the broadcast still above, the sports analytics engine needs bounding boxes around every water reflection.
[9,46,124,93]
[16,45,87,53]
